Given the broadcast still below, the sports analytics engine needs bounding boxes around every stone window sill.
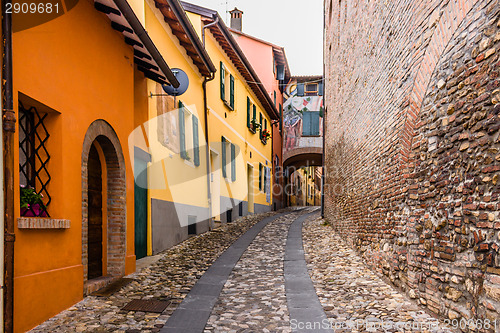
[18,217,70,229]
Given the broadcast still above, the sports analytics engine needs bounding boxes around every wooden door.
[88,144,103,279]
[134,158,148,259]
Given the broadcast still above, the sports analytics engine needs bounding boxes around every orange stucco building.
[11,0,179,331]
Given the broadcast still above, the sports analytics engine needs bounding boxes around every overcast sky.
[184,0,324,76]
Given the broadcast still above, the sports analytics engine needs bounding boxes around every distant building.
[282,76,324,206]
[229,10,291,210]
[183,1,280,220]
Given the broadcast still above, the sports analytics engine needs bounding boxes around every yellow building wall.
[12,0,136,331]
[290,167,318,206]
[141,2,208,208]
[135,5,273,221]
[200,22,273,209]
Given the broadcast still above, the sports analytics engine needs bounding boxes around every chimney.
[229,8,243,31]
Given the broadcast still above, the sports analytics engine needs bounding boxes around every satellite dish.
[162,68,189,96]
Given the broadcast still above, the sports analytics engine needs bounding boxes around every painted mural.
[283,79,324,155]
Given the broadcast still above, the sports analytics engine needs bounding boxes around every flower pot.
[21,203,47,217]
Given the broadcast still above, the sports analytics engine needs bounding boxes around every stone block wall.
[324,0,500,328]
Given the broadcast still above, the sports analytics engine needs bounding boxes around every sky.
[184,0,324,76]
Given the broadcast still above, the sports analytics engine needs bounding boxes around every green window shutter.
[297,83,304,96]
[252,105,256,124]
[263,166,267,193]
[279,104,282,131]
[311,111,320,135]
[247,97,251,128]
[259,163,262,191]
[264,119,268,144]
[179,101,186,159]
[259,113,263,139]
[221,136,227,178]
[302,111,311,136]
[230,75,235,109]
[192,116,200,166]
[231,143,236,182]
[220,61,225,101]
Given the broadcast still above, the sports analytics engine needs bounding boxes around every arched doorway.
[82,120,126,294]
[87,143,104,279]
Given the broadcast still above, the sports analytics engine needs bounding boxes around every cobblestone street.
[30,208,454,332]
[204,211,302,332]
[303,217,456,333]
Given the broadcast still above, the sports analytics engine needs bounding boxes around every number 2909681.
[5,2,60,14]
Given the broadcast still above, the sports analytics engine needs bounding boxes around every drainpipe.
[202,74,214,230]
[0,25,4,333]
[2,2,15,332]
[202,16,217,230]
[202,15,219,48]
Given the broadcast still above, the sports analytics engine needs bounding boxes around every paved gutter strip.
[160,212,289,333]
[285,209,334,333]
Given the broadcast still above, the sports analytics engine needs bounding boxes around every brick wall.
[324,0,500,327]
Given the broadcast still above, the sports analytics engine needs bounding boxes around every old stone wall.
[324,0,500,328]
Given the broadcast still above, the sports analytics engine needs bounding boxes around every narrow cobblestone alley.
[30,209,456,333]
[204,211,303,332]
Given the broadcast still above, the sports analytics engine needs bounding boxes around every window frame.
[192,115,200,167]
[179,101,198,166]
[305,83,318,94]
[230,142,236,182]
[18,101,52,217]
[221,136,236,182]
[220,61,235,111]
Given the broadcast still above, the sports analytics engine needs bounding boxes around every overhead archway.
[283,146,323,170]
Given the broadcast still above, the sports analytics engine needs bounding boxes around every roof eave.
[213,14,279,120]
[95,0,179,87]
[165,0,216,75]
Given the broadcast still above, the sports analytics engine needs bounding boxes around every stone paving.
[285,211,333,333]
[302,216,456,333]
[30,208,462,333]
[204,209,312,332]
[30,210,281,333]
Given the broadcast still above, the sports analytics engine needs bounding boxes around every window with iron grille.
[19,101,51,217]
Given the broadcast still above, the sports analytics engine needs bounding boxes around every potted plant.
[261,129,271,143]
[250,118,261,133]
[20,186,47,217]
